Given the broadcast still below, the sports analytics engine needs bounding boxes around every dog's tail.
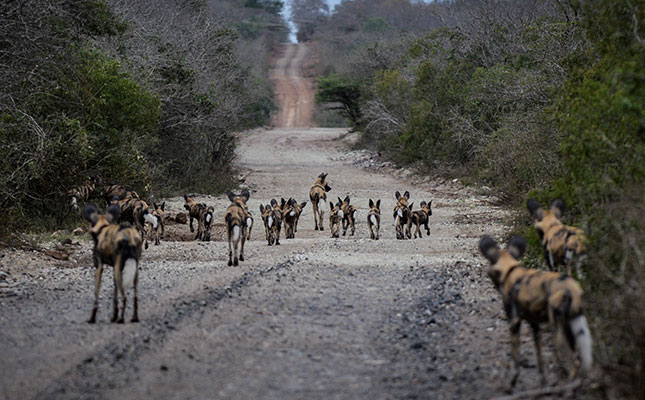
[570,314,593,373]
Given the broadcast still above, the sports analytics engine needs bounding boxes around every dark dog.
[83,204,142,324]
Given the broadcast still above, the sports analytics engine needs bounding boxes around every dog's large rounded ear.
[338,197,342,205]
[153,202,158,210]
[329,201,334,210]
[106,204,121,223]
[300,201,307,209]
[419,201,426,208]
[83,204,99,224]
[408,202,414,210]
[376,199,381,209]
[550,198,565,219]
[507,236,527,260]
[270,198,277,207]
[369,199,374,208]
[344,195,350,204]
[479,236,500,264]
[404,191,410,200]
[260,204,265,213]
[241,190,250,202]
[266,204,273,210]
[527,198,540,215]
[183,194,189,202]
[324,183,332,192]
[226,191,235,202]
[395,191,401,200]
[161,202,165,211]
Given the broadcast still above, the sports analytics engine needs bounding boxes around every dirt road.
[0,44,578,399]
[270,43,314,128]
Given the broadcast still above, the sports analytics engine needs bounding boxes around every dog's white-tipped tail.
[397,209,403,218]
[318,199,324,213]
[352,210,357,219]
[268,216,273,228]
[370,215,377,226]
[570,315,593,372]
[290,211,295,217]
[338,210,344,219]
[206,214,212,223]
[122,258,137,290]
[144,213,158,229]
[395,215,400,225]
[232,225,240,242]
[247,217,252,227]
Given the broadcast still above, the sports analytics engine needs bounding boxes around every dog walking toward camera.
[309,173,332,231]
[329,200,342,238]
[338,196,357,236]
[393,191,413,240]
[367,199,381,240]
[225,190,250,266]
[527,199,586,277]
[411,201,432,238]
[260,204,278,245]
[83,204,142,324]
[479,235,592,388]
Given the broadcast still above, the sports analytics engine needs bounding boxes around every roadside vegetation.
[302,0,644,397]
[0,0,287,238]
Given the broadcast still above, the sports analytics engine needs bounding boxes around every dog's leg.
[189,216,194,233]
[113,261,125,324]
[425,222,430,236]
[131,267,139,322]
[111,272,118,322]
[509,318,522,387]
[531,322,546,385]
[88,257,104,323]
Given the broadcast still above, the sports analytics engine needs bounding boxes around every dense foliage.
[311,0,644,397]
[0,0,287,237]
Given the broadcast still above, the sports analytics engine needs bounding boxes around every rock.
[175,213,188,224]
[72,227,84,236]
[51,230,69,238]
[60,238,73,246]
[43,249,69,261]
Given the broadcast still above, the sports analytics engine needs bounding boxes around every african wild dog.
[199,205,215,242]
[367,199,381,240]
[225,190,250,266]
[150,202,166,245]
[284,197,307,238]
[102,184,139,206]
[183,194,207,240]
[527,199,586,277]
[338,196,357,236]
[393,191,413,240]
[260,204,278,245]
[309,173,331,231]
[117,196,158,249]
[329,200,342,238]
[411,201,432,239]
[270,198,284,245]
[479,235,592,388]
[83,204,142,324]
[283,198,307,239]
[68,181,96,211]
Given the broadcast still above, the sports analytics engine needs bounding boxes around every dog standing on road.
[411,201,432,239]
[367,199,381,240]
[83,204,142,324]
[393,191,413,240]
[309,173,331,231]
[479,235,592,388]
